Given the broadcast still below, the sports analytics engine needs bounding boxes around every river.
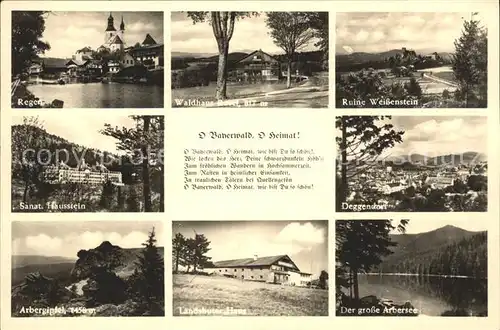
[358,274,487,316]
[28,82,163,108]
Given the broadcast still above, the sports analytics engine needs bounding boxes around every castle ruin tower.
[105,12,117,43]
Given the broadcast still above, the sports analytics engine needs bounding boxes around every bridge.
[42,167,124,186]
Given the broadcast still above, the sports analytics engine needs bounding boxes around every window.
[251,276,254,279]
[219,270,221,272]
[241,269,244,272]
[225,269,227,272]
[234,269,237,272]
[260,275,263,279]
[241,275,244,279]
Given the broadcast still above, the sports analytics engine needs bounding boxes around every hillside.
[375,225,487,277]
[387,152,486,165]
[13,255,76,268]
[11,124,120,168]
[336,49,453,64]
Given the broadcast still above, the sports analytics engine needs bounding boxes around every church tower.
[105,12,117,43]
[119,15,125,43]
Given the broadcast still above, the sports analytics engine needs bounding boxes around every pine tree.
[172,232,186,273]
[452,15,488,107]
[133,227,164,316]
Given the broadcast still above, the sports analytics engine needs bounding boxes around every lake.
[358,274,487,316]
[28,82,163,108]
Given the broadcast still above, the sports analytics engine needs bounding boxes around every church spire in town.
[106,12,116,31]
[120,15,125,31]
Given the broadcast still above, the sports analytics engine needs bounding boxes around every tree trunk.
[286,59,292,88]
[23,181,29,203]
[353,267,359,300]
[159,167,164,212]
[175,250,179,273]
[142,117,152,212]
[340,117,348,205]
[216,41,229,100]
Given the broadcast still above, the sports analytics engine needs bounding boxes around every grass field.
[171,72,328,108]
[173,274,328,316]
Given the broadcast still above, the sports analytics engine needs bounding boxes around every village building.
[425,176,455,190]
[203,254,312,287]
[126,34,164,70]
[229,49,281,82]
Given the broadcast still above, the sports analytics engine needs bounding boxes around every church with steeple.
[98,12,127,53]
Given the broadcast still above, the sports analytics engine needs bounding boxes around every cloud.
[385,117,487,156]
[275,222,325,245]
[16,230,159,258]
[171,12,321,54]
[39,12,163,58]
[25,234,64,254]
[336,12,486,53]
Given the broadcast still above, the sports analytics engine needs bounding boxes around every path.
[422,73,458,88]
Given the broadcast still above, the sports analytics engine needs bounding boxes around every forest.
[376,231,487,279]
[11,228,165,317]
[11,115,164,212]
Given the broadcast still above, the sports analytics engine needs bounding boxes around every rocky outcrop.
[71,242,164,281]
[71,241,129,280]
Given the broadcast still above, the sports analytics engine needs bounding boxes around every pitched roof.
[212,255,298,269]
[107,34,124,45]
[77,47,93,53]
[237,49,279,64]
[142,33,157,45]
[42,57,69,69]
[66,59,87,66]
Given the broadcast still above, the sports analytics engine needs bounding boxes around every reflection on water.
[28,83,163,108]
[359,274,487,316]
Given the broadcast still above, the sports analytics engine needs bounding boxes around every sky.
[338,116,487,158]
[336,12,486,54]
[12,114,137,155]
[173,221,328,276]
[12,221,163,258]
[171,12,321,55]
[38,11,164,58]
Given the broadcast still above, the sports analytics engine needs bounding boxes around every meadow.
[173,274,328,316]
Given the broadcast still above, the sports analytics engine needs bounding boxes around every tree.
[101,116,164,212]
[172,232,187,273]
[11,11,51,76]
[11,116,48,203]
[452,13,488,107]
[405,77,422,98]
[187,12,258,100]
[336,116,405,209]
[336,219,408,301]
[304,12,329,69]
[266,12,314,88]
[132,227,164,315]
[189,233,212,272]
[319,270,329,289]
